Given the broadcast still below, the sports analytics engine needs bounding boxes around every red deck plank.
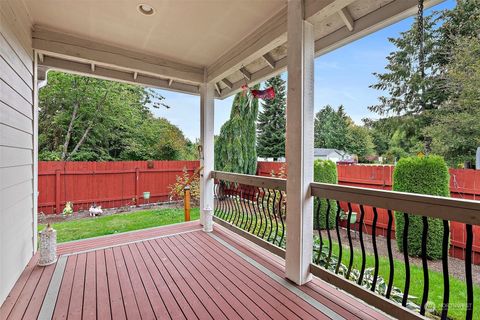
[104,248,127,320]
[119,245,156,319]
[146,239,214,320]
[53,255,77,320]
[167,235,261,320]
[82,251,97,320]
[68,253,87,320]
[0,255,39,320]
[185,232,319,320]
[161,236,244,320]
[22,262,55,320]
[95,250,112,320]
[112,246,142,319]
[135,241,195,320]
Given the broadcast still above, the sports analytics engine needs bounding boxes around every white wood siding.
[0,0,35,305]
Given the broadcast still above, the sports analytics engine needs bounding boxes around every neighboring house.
[314,148,353,163]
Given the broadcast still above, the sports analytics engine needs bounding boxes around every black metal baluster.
[221,183,229,220]
[465,224,474,320]
[230,184,239,224]
[386,209,395,299]
[259,188,268,239]
[214,183,220,218]
[252,187,262,236]
[357,205,366,285]
[371,207,379,292]
[335,201,343,274]
[244,188,254,231]
[277,191,285,247]
[402,212,411,307]
[223,184,232,222]
[420,216,429,316]
[266,189,274,242]
[238,188,248,229]
[441,220,450,320]
[315,199,323,264]
[346,203,354,280]
[269,190,279,243]
[247,188,257,233]
[326,200,333,268]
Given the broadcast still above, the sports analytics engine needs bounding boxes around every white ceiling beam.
[218,0,444,99]
[39,55,205,96]
[168,79,173,87]
[315,0,443,57]
[207,0,353,84]
[90,63,95,72]
[38,52,44,63]
[221,78,233,89]
[32,26,204,84]
[239,67,251,81]
[214,82,221,96]
[262,53,276,69]
[304,0,357,23]
[133,71,138,80]
[338,7,354,32]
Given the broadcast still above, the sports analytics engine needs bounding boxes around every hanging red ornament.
[251,86,275,100]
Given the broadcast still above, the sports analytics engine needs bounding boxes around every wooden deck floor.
[1,222,390,320]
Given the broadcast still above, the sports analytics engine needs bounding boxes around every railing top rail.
[212,171,286,191]
[311,182,480,225]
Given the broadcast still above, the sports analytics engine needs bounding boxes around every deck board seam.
[209,233,345,320]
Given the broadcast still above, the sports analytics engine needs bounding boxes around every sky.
[150,0,455,142]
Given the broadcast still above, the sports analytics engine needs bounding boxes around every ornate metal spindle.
[277,191,285,247]
[357,205,366,285]
[371,207,379,292]
[315,199,323,264]
[247,188,256,233]
[230,184,239,224]
[266,189,274,241]
[346,203,354,280]
[465,224,474,320]
[402,212,411,307]
[238,188,248,228]
[223,183,231,222]
[420,216,429,316]
[386,210,395,299]
[259,187,268,239]
[244,188,253,231]
[441,220,450,320]
[335,201,343,274]
[252,187,262,236]
[326,199,333,267]
[214,183,220,218]
[269,189,279,243]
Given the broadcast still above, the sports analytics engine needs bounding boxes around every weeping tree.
[215,85,260,174]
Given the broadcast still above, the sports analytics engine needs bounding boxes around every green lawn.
[38,207,199,243]
[321,241,479,320]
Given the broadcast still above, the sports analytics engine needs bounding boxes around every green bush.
[313,159,338,230]
[393,156,450,259]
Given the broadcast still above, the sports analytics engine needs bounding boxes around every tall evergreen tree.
[314,105,350,150]
[257,76,286,160]
[215,85,260,174]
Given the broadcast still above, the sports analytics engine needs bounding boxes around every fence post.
[184,185,191,222]
[135,168,140,206]
[55,170,61,214]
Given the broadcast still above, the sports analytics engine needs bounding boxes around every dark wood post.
[184,185,191,221]
[55,169,61,214]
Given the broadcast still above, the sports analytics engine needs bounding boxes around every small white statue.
[62,201,73,216]
[89,204,103,216]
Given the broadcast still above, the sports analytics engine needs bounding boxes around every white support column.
[199,71,215,227]
[285,0,315,285]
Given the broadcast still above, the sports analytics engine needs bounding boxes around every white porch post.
[285,0,315,285]
[199,72,215,227]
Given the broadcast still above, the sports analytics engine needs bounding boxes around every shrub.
[168,168,200,205]
[313,159,338,229]
[393,156,450,259]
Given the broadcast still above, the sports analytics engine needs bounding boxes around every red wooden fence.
[257,162,480,264]
[38,161,199,214]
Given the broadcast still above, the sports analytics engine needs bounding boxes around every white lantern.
[38,224,57,266]
[203,206,213,233]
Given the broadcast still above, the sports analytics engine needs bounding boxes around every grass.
[320,240,479,320]
[38,207,200,243]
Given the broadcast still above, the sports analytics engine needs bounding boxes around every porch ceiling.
[25,0,443,98]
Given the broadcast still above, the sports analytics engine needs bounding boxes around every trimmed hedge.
[313,159,338,230]
[393,156,450,259]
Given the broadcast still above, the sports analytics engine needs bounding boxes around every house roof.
[314,148,346,157]
[24,0,443,98]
